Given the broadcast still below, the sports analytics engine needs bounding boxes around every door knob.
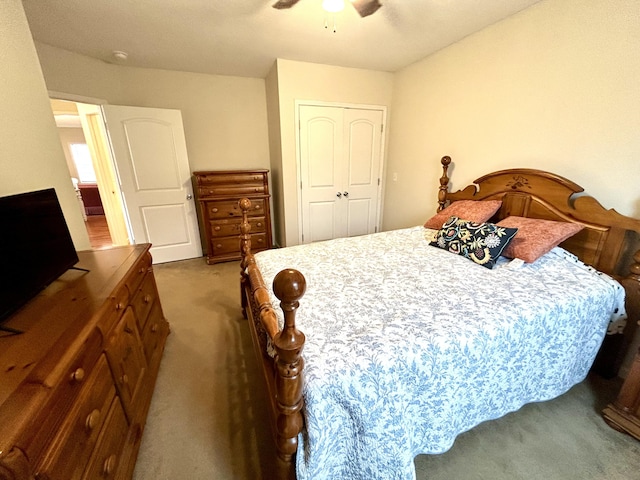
[186,194,193,200]
[336,192,342,198]
[343,192,349,197]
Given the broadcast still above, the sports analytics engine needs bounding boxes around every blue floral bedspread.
[253,226,626,480]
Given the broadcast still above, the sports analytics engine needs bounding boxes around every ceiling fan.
[272,0,382,18]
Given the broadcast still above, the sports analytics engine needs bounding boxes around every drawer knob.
[124,325,134,334]
[139,267,145,274]
[216,244,222,248]
[144,294,152,304]
[214,226,221,231]
[151,323,158,333]
[257,239,264,244]
[208,190,214,195]
[212,208,219,213]
[85,409,101,431]
[256,222,262,227]
[121,374,129,386]
[70,368,85,383]
[116,302,124,311]
[103,454,117,476]
[254,205,260,210]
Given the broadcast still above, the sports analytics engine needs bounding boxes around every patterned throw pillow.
[430,216,518,269]
[424,200,502,229]
[496,216,584,263]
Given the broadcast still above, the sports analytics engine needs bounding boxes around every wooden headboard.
[437,156,640,279]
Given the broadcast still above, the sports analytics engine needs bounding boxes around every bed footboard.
[239,198,305,479]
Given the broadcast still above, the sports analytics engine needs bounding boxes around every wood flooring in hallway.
[85,214,113,250]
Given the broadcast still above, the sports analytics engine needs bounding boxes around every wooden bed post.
[239,197,307,471]
[438,155,452,212]
[272,269,306,462]
[239,198,252,318]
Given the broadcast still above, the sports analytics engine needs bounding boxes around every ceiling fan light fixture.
[322,0,345,13]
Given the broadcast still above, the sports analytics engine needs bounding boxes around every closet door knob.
[336,192,342,198]
[343,192,349,197]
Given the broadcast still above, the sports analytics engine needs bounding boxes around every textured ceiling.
[22,0,542,78]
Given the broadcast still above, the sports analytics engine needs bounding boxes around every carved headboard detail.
[438,156,640,278]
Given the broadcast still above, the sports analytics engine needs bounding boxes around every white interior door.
[102,105,202,263]
[299,104,384,244]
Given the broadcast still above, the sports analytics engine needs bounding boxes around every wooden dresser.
[0,244,169,480]
[193,169,273,264]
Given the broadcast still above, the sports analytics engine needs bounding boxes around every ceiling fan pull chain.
[324,14,338,33]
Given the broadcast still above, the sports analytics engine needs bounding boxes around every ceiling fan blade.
[350,0,382,17]
[272,0,300,9]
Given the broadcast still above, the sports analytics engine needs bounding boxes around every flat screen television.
[0,188,79,327]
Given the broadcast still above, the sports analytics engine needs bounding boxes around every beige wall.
[57,127,87,179]
[273,59,394,246]
[385,0,640,231]
[0,0,90,250]
[35,41,123,103]
[116,67,270,172]
[35,43,271,174]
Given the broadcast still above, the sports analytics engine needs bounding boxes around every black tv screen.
[0,188,79,323]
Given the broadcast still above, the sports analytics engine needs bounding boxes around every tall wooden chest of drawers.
[194,169,273,264]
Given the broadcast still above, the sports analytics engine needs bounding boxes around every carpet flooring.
[133,257,640,480]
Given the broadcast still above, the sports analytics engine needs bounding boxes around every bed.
[239,157,640,480]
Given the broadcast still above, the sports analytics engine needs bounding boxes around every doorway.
[50,98,203,264]
[51,99,117,249]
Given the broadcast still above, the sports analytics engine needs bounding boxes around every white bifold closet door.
[299,105,384,244]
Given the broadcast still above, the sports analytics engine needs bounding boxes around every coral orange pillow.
[424,200,502,229]
[496,216,584,263]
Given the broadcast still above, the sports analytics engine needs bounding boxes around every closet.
[298,105,384,243]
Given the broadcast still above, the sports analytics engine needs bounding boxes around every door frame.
[49,91,131,248]
[294,100,388,245]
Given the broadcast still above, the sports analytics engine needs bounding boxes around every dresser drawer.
[105,308,147,423]
[125,251,152,296]
[210,216,267,237]
[198,184,266,198]
[195,172,266,186]
[250,233,269,252]
[141,302,170,367]
[210,236,242,257]
[82,397,128,480]
[96,284,129,337]
[207,198,265,219]
[210,232,268,257]
[36,355,116,480]
[30,327,105,458]
[131,274,158,332]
